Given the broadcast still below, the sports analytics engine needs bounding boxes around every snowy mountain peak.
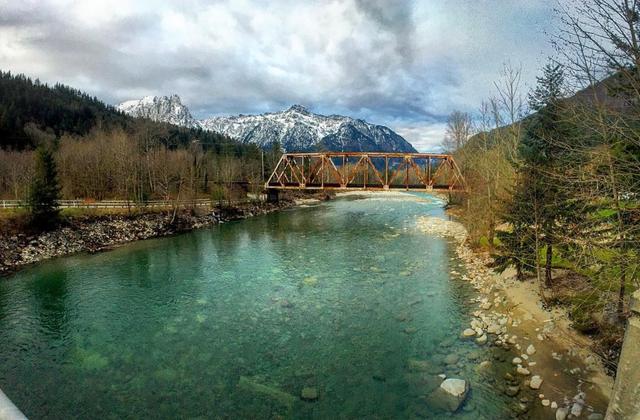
[116,94,199,128]
[117,95,416,153]
[286,104,310,114]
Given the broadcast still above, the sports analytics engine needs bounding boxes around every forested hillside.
[449,1,639,371]
[0,71,278,203]
[0,71,248,153]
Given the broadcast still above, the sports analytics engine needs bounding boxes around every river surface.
[0,193,519,419]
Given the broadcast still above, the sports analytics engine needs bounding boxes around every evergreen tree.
[28,145,61,228]
[521,62,568,287]
[494,174,537,281]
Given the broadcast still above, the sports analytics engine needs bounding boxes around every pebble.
[475,334,487,345]
[526,344,536,355]
[542,399,550,407]
[516,366,530,376]
[512,357,522,365]
[462,328,476,338]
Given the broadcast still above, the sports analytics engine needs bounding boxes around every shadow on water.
[28,268,70,339]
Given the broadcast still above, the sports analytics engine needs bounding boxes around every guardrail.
[0,198,262,209]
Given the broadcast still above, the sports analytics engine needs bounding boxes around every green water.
[0,194,517,419]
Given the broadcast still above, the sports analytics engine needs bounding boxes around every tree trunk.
[618,261,626,321]
[545,240,553,288]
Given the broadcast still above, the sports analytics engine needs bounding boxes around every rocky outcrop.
[0,201,292,276]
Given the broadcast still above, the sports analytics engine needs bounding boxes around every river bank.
[416,215,612,419]
[0,200,297,277]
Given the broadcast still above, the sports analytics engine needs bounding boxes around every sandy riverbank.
[416,215,612,419]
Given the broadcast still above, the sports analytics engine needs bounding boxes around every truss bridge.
[265,152,465,192]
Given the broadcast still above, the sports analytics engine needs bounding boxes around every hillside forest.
[0,71,282,204]
[448,1,639,371]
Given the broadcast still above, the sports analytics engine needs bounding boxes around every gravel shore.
[0,200,293,277]
[416,215,611,419]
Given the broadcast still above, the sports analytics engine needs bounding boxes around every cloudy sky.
[0,0,558,150]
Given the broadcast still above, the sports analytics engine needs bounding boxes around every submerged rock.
[238,376,296,408]
[407,358,431,372]
[302,276,318,286]
[505,385,520,397]
[444,354,460,365]
[301,387,318,401]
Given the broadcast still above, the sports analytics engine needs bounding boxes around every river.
[0,193,520,419]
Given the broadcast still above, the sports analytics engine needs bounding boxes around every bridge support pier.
[266,188,279,203]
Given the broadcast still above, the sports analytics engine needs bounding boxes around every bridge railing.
[265,152,465,192]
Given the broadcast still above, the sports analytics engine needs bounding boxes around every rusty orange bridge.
[265,152,465,192]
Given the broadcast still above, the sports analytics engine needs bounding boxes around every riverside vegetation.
[446,0,639,377]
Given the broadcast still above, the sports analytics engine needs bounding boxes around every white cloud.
[0,0,557,150]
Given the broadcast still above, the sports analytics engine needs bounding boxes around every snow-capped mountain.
[201,105,416,152]
[116,96,416,153]
[116,95,199,128]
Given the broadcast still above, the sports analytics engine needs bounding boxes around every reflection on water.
[0,193,516,419]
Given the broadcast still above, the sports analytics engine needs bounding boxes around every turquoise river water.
[0,193,520,419]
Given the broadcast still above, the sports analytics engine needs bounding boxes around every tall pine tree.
[521,63,568,287]
[28,145,61,228]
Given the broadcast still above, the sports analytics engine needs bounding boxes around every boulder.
[570,402,583,417]
[555,407,569,420]
[427,378,470,413]
[529,375,543,390]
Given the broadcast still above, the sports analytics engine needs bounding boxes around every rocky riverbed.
[0,201,294,277]
[416,215,611,419]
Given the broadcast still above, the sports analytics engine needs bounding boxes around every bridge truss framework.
[265,152,465,192]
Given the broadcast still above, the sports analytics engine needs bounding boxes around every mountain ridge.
[116,95,417,153]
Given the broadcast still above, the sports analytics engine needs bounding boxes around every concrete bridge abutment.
[606,289,640,419]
